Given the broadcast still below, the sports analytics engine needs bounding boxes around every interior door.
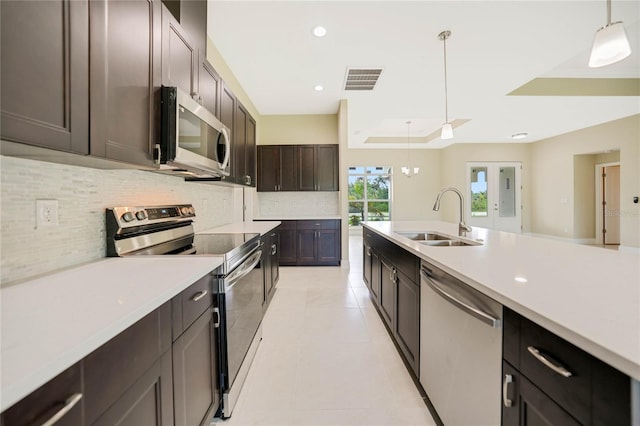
[468,162,522,233]
[603,165,620,245]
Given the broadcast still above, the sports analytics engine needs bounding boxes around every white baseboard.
[524,233,597,245]
[619,246,640,254]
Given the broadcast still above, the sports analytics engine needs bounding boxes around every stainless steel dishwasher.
[420,261,503,426]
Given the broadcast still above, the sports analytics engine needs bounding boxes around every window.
[348,166,392,227]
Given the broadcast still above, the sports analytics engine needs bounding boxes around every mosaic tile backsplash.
[1,155,238,284]
[255,191,339,218]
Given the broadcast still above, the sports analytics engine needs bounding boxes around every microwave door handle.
[220,127,231,170]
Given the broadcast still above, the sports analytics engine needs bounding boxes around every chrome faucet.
[433,187,472,236]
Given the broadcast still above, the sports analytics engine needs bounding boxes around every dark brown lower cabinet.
[173,308,219,426]
[363,228,421,377]
[0,363,83,426]
[502,308,632,426]
[262,230,280,307]
[92,351,174,426]
[275,220,340,266]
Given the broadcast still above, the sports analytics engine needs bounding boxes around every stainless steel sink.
[419,239,481,247]
[395,231,481,247]
[395,231,452,241]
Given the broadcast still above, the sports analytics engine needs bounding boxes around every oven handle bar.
[225,249,263,291]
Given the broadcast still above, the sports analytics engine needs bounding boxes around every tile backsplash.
[1,156,239,284]
[255,191,339,218]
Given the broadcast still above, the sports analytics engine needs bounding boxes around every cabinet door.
[270,230,280,285]
[161,4,197,97]
[278,222,297,265]
[317,229,340,265]
[316,145,339,191]
[90,0,160,166]
[297,145,316,191]
[173,309,219,426]
[198,54,221,118]
[257,146,280,192]
[395,271,420,375]
[297,229,317,264]
[246,114,256,187]
[234,103,248,184]
[369,251,381,304]
[84,303,171,424]
[1,0,89,154]
[502,362,581,426]
[92,351,174,426]
[179,0,206,54]
[1,363,83,426]
[378,260,395,330]
[363,243,372,288]
[280,145,298,191]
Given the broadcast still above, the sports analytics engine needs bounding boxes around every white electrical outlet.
[36,199,59,228]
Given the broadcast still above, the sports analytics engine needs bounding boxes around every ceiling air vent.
[344,68,383,91]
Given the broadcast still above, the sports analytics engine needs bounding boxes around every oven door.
[217,248,264,418]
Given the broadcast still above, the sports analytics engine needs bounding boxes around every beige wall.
[258,115,338,145]
[573,154,597,239]
[345,148,442,222]
[439,143,532,232]
[530,114,639,248]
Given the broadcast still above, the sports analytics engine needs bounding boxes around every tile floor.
[213,236,436,426]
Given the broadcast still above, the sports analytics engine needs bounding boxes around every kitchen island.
[364,220,639,424]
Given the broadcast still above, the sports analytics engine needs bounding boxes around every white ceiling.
[207,1,640,149]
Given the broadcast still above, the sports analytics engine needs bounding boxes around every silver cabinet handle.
[502,374,513,407]
[154,143,161,165]
[190,290,208,302]
[527,346,573,378]
[213,307,220,328]
[40,393,83,426]
[421,268,501,328]
[366,247,372,256]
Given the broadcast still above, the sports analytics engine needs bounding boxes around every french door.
[467,162,522,233]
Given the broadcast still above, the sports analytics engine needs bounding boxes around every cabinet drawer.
[172,273,213,339]
[1,363,83,426]
[394,247,418,283]
[519,316,592,424]
[296,219,339,230]
[278,220,297,230]
[84,302,171,424]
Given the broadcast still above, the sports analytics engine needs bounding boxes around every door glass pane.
[499,167,516,217]
[367,175,390,200]
[367,201,389,221]
[470,167,488,217]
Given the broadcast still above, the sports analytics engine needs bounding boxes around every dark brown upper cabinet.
[198,53,222,119]
[178,0,207,55]
[161,4,198,99]
[90,0,161,167]
[257,144,339,192]
[1,0,89,154]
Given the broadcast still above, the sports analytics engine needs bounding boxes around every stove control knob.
[135,210,147,221]
[121,212,135,223]
[188,206,195,215]
[181,206,190,216]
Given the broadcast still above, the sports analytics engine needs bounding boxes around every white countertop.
[0,256,223,412]
[200,220,281,235]
[363,221,640,381]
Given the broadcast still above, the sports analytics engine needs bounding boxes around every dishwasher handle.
[421,267,501,329]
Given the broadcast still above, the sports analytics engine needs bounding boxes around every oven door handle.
[225,249,263,291]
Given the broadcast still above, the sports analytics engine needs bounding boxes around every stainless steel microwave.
[157,86,230,178]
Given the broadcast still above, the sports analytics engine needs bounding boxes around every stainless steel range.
[106,204,264,419]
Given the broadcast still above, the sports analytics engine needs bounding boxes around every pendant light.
[439,30,453,139]
[401,121,419,177]
[589,0,631,67]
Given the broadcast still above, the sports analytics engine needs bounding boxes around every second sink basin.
[395,231,451,241]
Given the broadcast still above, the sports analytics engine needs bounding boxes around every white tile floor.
[213,236,436,426]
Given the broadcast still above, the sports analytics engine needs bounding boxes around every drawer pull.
[527,346,573,378]
[502,374,513,407]
[190,290,208,302]
[40,392,82,426]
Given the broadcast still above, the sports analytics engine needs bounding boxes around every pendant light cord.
[606,0,611,25]
[443,35,449,124]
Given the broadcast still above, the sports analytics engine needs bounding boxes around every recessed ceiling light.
[512,132,528,140]
[312,26,327,37]
[514,276,528,283]
[314,85,324,92]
